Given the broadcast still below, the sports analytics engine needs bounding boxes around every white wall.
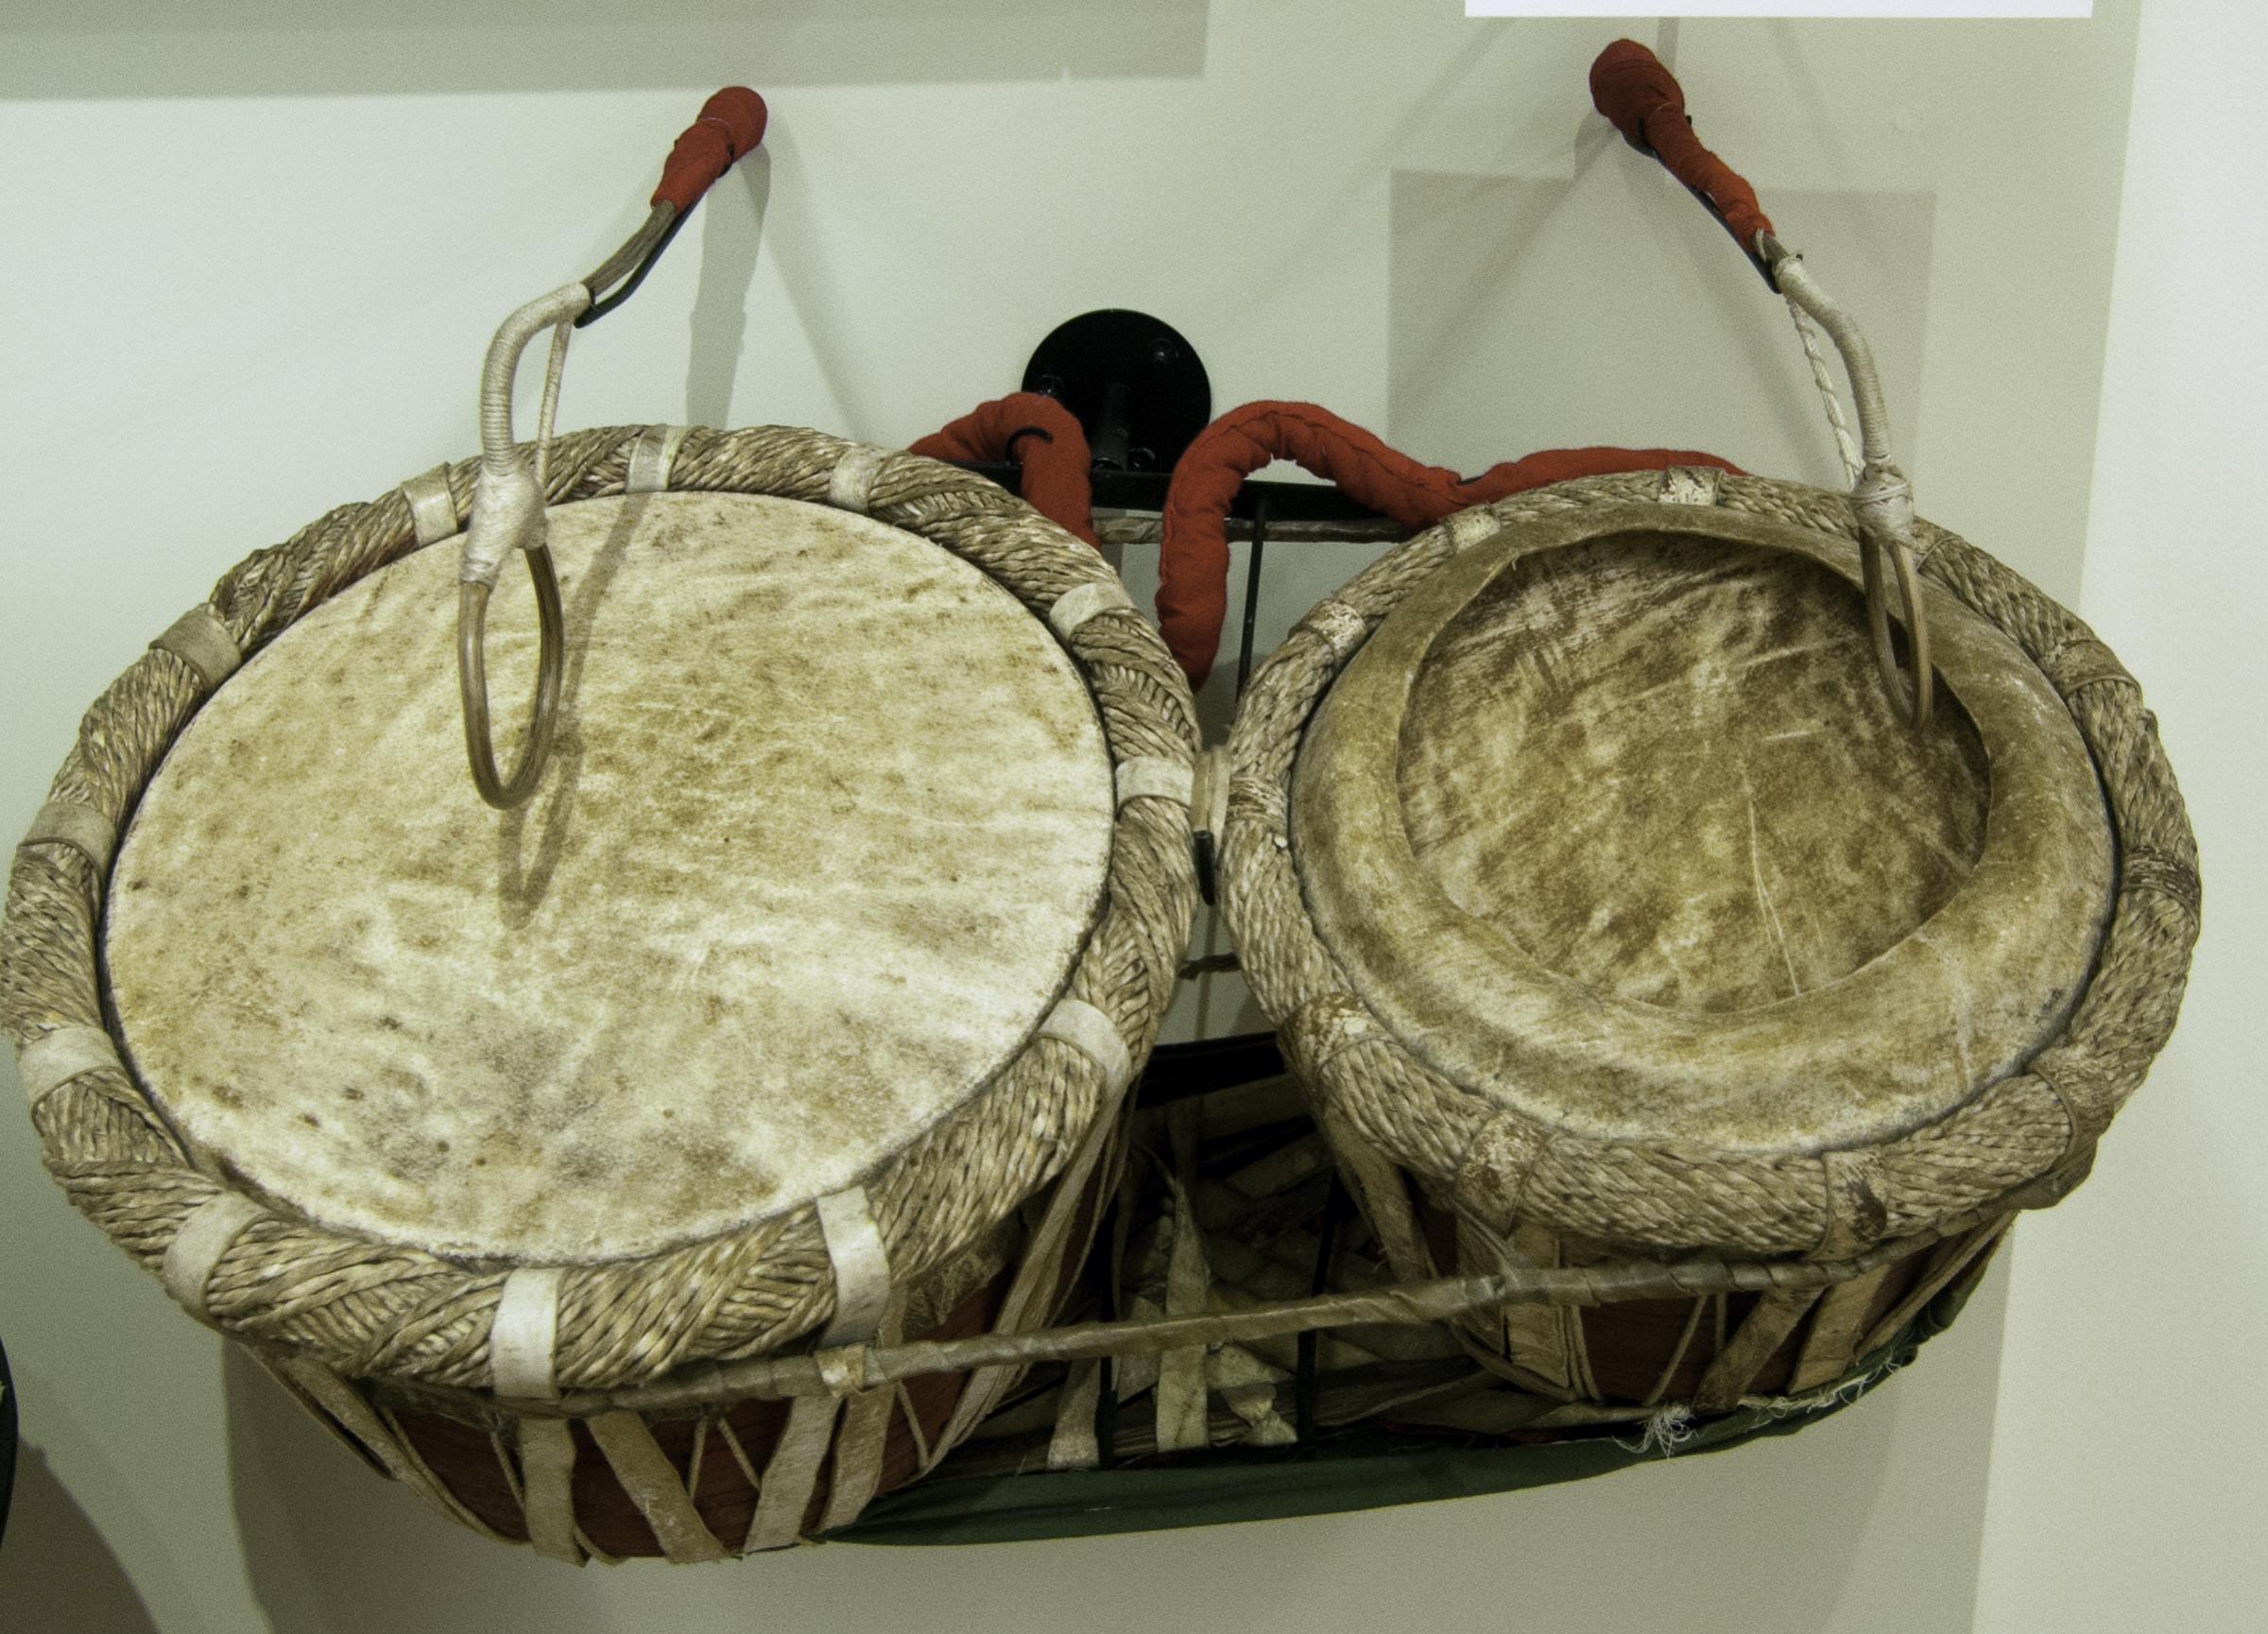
[1972,1,2268,1627]
[0,5,2218,1630]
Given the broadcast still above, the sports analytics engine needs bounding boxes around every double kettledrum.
[0,43,2193,1557]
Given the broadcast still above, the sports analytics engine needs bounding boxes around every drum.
[2,422,1198,1558]
[1221,470,2196,1417]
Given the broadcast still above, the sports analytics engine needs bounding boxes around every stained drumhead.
[1291,504,2114,1154]
[106,491,1116,1263]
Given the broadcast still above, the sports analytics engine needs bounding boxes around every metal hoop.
[456,546,566,809]
[455,283,588,809]
[1863,530,1935,731]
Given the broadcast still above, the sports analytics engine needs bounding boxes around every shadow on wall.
[687,155,773,430]
[1388,147,1933,497]
[224,1347,610,1634]
[0,1445,160,1634]
[0,0,1207,97]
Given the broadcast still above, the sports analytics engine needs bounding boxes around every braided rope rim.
[1223,471,2198,1260]
[1,423,1199,1395]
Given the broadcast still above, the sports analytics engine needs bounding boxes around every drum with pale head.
[5,424,1198,1557]
[1223,469,2195,1414]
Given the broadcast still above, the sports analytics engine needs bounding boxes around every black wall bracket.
[1022,309,1211,473]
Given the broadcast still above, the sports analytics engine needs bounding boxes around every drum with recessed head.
[1222,469,2195,1416]
[3,423,1198,1558]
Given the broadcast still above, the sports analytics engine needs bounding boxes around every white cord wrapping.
[1787,296,1864,488]
[1771,248,1933,727]
[461,283,592,588]
[532,318,572,492]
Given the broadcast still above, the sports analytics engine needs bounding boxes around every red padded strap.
[911,393,1099,549]
[1156,400,1739,687]
[1589,40,1773,252]
[651,89,769,215]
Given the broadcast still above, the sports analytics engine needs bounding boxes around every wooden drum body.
[1223,469,2196,1419]
[3,425,1198,1558]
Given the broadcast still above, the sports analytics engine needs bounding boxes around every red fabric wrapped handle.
[1589,40,1773,253]
[911,393,1100,549]
[1156,401,1740,688]
[651,88,769,215]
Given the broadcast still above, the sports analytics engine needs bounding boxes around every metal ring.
[1861,531,1933,731]
[456,544,565,809]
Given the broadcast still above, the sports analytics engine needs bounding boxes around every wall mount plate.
[1022,310,1211,473]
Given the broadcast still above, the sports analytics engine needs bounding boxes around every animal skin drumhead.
[105,491,1116,1263]
[1290,504,2114,1154]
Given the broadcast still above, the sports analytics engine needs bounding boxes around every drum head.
[106,490,1116,1262]
[1291,504,2114,1154]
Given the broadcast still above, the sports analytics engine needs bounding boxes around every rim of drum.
[1221,469,2198,1261]
[1,423,1199,1400]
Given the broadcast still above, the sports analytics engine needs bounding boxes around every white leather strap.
[1046,1357,1105,1470]
[463,284,590,587]
[815,1186,891,1350]
[517,1416,583,1563]
[1191,746,1231,840]
[1115,757,1194,811]
[162,1192,266,1324]
[402,465,461,547]
[490,1266,565,1400]
[1446,507,1502,550]
[817,1383,897,1533]
[930,1078,1128,1465]
[16,1024,124,1106]
[19,800,114,871]
[745,1395,839,1553]
[586,1409,728,1563]
[626,424,690,495]
[151,606,242,689]
[1301,597,1368,664]
[1038,997,1133,1097]
[1048,579,1134,641]
[827,444,889,514]
[1659,465,1726,507]
[270,1352,498,1538]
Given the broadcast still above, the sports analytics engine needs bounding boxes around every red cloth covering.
[1156,400,1740,687]
[1589,40,1774,254]
[911,392,1100,549]
[651,89,768,215]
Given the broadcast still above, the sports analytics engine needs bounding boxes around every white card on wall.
[1469,3,2088,14]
